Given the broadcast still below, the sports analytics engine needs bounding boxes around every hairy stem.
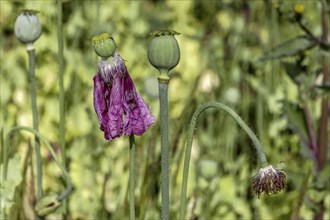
[129,135,136,220]
[158,72,170,220]
[179,101,268,219]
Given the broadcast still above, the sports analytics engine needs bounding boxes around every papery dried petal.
[123,73,155,136]
[93,52,154,141]
[93,74,109,132]
[104,75,124,140]
[251,165,286,198]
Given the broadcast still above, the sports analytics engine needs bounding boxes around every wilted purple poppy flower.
[93,52,155,140]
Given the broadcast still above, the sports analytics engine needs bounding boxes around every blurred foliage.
[0,0,329,219]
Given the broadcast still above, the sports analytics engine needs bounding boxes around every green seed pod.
[14,10,42,44]
[148,30,180,74]
[92,33,117,58]
[35,195,61,217]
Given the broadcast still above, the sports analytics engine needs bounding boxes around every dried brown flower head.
[251,165,286,198]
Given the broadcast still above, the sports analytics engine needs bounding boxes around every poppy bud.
[92,33,117,58]
[148,30,180,74]
[14,10,42,44]
[35,195,61,217]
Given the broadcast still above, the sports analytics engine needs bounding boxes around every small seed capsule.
[92,33,117,58]
[14,10,42,44]
[148,30,180,73]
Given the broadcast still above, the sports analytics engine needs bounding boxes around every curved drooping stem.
[179,101,268,219]
[2,126,73,204]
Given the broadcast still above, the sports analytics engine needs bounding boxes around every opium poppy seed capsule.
[148,30,180,73]
[92,33,117,58]
[14,10,42,44]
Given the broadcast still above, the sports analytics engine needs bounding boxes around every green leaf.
[316,85,330,92]
[0,153,22,216]
[259,36,315,61]
[281,61,305,85]
[282,101,309,147]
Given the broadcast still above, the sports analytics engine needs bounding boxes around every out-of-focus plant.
[0,9,73,220]
[14,10,44,210]
[2,9,45,220]
[260,2,329,219]
[1,1,327,219]
[179,101,286,219]
[1,126,73,219]
[56,0,68,217]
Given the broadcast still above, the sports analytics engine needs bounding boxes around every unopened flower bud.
[92,33,117,58]
[148,30,180,74]
[35,195,61,217]
[14,10,42,44]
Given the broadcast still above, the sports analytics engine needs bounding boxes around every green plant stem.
[27,46,44,220]
[318,0,329,172]
[129,135,136,220]
[315,1,328,220]
[302,103,318,160]
[3,126,73,203]
[290,164,311,220]
[158,73,170,220]
[1,128,5,220]
[179,101,268,219]
[57,0,66,176]
[57,0,68,217]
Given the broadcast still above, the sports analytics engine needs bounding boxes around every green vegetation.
[1,0,329,219]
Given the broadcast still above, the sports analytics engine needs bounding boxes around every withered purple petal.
[93,74,108,131]
[105,75,124,140]
[93,52,155,141]
[123,73,155,136]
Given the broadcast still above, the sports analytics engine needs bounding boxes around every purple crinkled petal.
[93,74,109,132]
[123,72,155,136]
[94,53,154,141]
[104,72,124,140]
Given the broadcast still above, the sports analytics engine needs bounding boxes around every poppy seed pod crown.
[148,30,180,73]
[14,10,42,44]
[92,33,117,58]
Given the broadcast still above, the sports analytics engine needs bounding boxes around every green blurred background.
[1,0,329,219]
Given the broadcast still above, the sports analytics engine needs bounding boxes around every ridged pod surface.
[148,30,180,73]
[14,10,42,44]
